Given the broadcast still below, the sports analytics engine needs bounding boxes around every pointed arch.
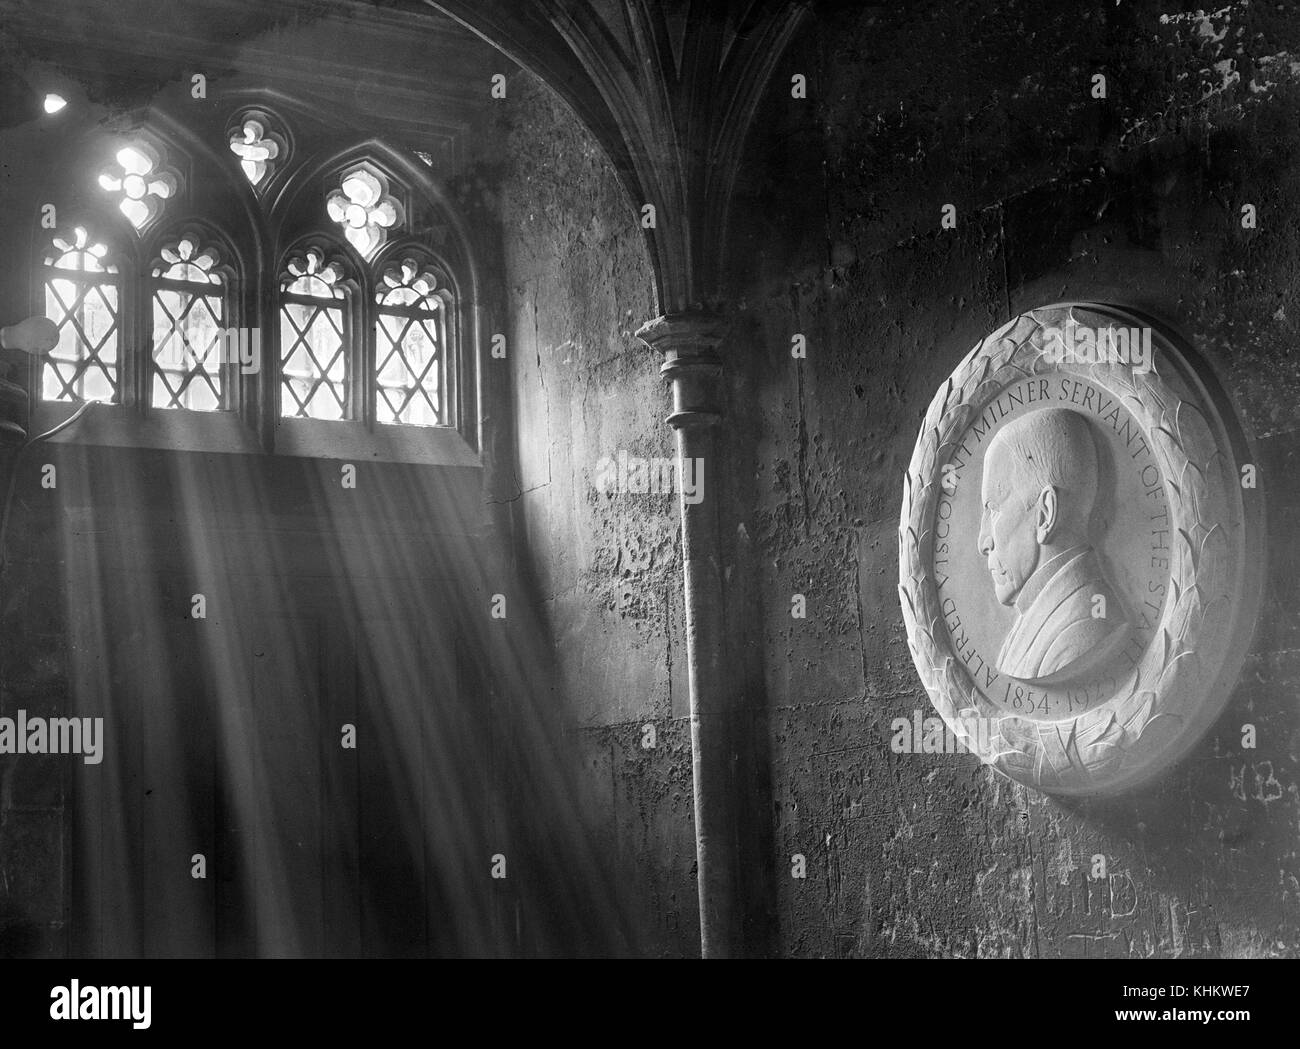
[146,225,238,412]
[38,222,124,405]
[372,245,455,427]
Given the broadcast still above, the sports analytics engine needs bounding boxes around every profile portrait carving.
[979,409,1129,684]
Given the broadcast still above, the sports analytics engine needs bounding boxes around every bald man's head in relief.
[977,409,1128,684]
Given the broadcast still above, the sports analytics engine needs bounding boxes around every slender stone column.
[636,310,739,958]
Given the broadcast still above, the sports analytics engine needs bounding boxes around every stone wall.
[494,0,1300,957]
[491,78,701,956]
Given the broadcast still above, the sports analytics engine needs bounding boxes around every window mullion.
[359,281,373,430]
[128,259,145,414]
[443,306,454,430]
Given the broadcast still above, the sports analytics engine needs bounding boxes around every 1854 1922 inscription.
[899,303,1264,794]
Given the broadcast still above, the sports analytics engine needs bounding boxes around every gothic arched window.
[375,256,451,427]
[33,102,478,464]
[280,247,352,421]
[151,233,230,412]
[42,226,120,404]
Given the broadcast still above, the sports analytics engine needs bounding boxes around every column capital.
[635,311,728,430]
[635,310,728,355]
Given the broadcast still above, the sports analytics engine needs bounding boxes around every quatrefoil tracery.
[228,116,284,188]
[326,169,403,257]
[97,144,179,232]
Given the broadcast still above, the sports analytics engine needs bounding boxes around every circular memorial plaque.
[898,303,1263,794]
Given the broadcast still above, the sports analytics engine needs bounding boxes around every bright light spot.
[43,94,67,114]
[123,174,147,200]
[116,146,151,174]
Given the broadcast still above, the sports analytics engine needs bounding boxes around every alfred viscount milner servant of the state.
[977,409,1130,685]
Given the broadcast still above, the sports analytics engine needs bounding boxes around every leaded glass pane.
[280,302,347,420]
[375,310,440,426]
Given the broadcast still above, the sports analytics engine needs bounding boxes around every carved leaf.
[1074,711,1126,775]
[1173,398,1213,448]
[1118,690,1157,737]
[898,583,918,627]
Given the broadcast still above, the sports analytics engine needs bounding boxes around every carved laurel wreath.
[898,304,1239,794]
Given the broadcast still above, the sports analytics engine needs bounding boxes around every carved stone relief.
[899,303,1264,794]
